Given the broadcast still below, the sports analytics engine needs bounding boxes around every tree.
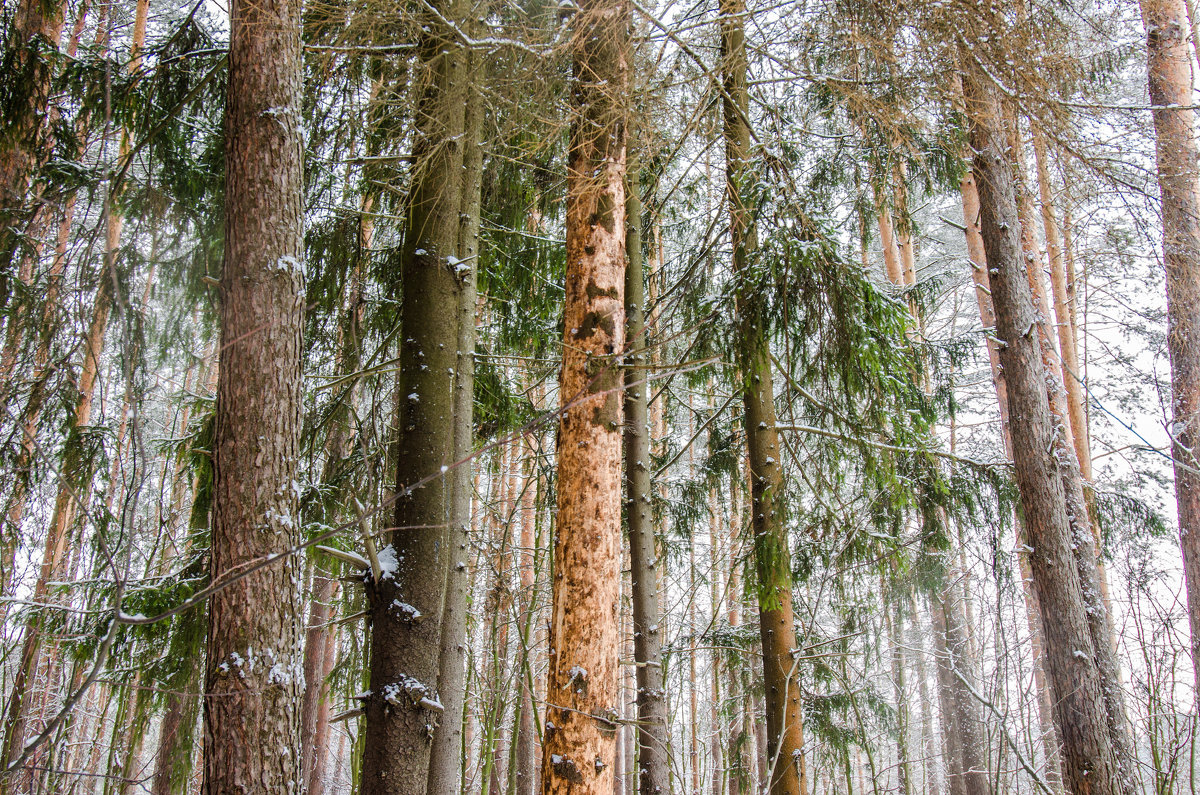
[0,0,66,299]
[1139,0,1200,699]
[959,54,1124,795]
[359,0,469,786]
[720,1,807,792]
[201,0,306,786]
[623,141,669,795]
[539,0,630,787]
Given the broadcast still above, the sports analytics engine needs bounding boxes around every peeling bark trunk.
[201,0,306,785]
[539,0,628,787]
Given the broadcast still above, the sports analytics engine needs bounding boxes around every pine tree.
[201,0,306,785]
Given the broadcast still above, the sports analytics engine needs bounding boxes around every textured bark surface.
[961,61,1122,795]
[0,0,65,297]
[938,587,990,795]
[427,44,483,795]
[623,145,669,795]
[961,168,1062,787]
[540,0,628,787]
[720,2,805,792]
[1008,120,1131,786]
[202,0,306,787]
[360,0,468,786]
[1140,0,1200,697]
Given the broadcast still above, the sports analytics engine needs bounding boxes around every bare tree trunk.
[201,0,306,784]
[539,0,628,787]
[960,56,1123,795]
[426,40,483,794]
[886,598,913,795]
[961,164,1062,791]
[360,0,469,784]
[624,142,669,795]
[1139,0,1200,702]
[513,433,539,795]
[720,3,805,792]
[301,570,339,795]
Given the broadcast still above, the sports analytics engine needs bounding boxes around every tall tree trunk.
[720,2,805,792]
[428,43,483,792]
[201,0,306,784]
[623,143,669,795]
[938,581,990,795]
[1007,115,1131,782]
[1139,0,1200,701]
[301,570,339,795]
[540,0,628,787]
[886,598,913,795]
[360,0,468,785]
[959,57,1123,795]
[930,596,967,795]
[961,165,1062,789]
[513,431,540,795]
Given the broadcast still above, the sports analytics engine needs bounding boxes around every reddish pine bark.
[201,0,306,787]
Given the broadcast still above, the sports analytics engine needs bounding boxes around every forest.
[0,0,1195,791]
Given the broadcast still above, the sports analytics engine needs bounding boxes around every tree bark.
[960,58,1123,795]
[360,0,469,786]
[1139,0,1200,701]
[540,0,628,787]
[201,0,306,785]
[623,142,669,795]
[720,2,805,792]
[0,0,66,301]
[427,43,483,795]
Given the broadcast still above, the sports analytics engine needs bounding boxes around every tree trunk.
[1007,115,1131,784]
[939,583,990,795]
[961,165,1062,790]
[360,0,468,785]
[959,58,1123,795]
[428,44,483,794]
[624,143,669,795]
[539,0,628,787]
[201,0,305,785]
[513,432,540,795]
[1139,0,1200,701]
[720,2,805,792]
[0,0,66,300]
